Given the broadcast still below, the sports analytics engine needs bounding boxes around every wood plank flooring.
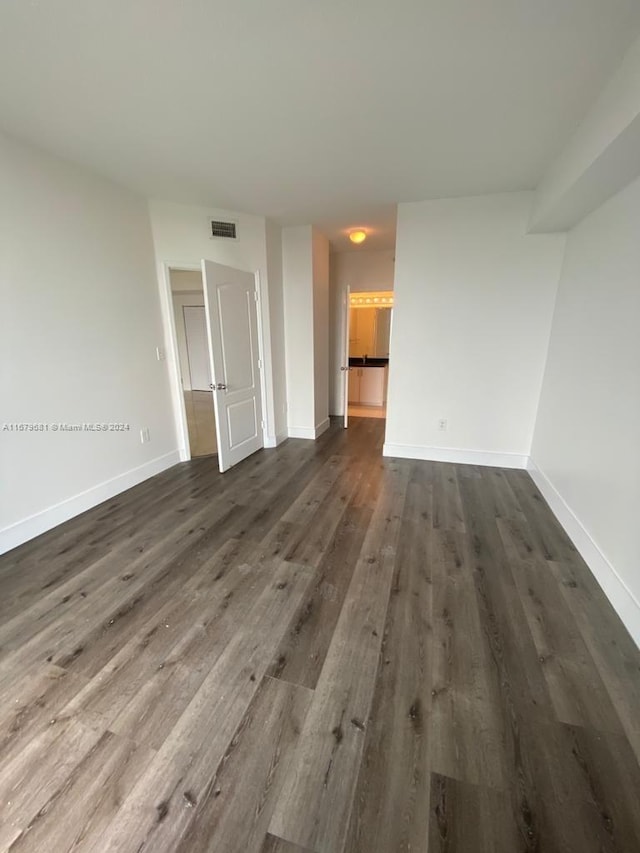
[1,418,639,852]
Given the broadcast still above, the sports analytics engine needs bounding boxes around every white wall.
[384,192,565,466]
[331,249,395,293]
[0,132,177,552]
[329,249,395,416]
[265,220,288,441]
[530,175,640,645]
[281,226,330,437]
[148,200,286,448]
[169,269,203,292]
[312,230,330,432]
[282,226,315,436]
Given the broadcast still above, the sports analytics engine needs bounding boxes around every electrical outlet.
[140,427,151,444]
[438,418,448,431]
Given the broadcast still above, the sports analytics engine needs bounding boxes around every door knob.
[340,366,348,371]
[215,382,228,391]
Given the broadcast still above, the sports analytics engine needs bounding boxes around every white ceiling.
[1,0,639,246]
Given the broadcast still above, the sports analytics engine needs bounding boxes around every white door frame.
[158,261,269,462]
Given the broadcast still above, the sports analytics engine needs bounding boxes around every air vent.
[210,220,237,240]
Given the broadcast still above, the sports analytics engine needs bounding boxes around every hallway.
[183,390,217,457]
[0,419,639,852]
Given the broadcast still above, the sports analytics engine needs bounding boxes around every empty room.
[1,2,640,852]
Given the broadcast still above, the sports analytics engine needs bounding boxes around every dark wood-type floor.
[1,418,639,852]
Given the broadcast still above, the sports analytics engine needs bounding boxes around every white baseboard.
[527,459,640,649]
[0,450,181,555]
[382,442,528,469]
[288,419,331,441]
[288,426,316,440]
[264,432,288,448]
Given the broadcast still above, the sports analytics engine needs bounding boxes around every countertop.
[348,357,389,368]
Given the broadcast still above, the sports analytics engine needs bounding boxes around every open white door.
[341,286,351,428]
[201,259,264,472]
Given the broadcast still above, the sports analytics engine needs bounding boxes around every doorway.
[169,269,218,458]
[343,291,393,425]
[165,261,265,472]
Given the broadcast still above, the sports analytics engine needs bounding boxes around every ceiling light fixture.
[349,229,367,244]
[349,290,394,307]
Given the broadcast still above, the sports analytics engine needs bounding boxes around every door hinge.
[254,291,259,303]
[257,358,262,369]
[260,419,265,429]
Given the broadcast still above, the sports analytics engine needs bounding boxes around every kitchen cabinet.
[348,366,387,406]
